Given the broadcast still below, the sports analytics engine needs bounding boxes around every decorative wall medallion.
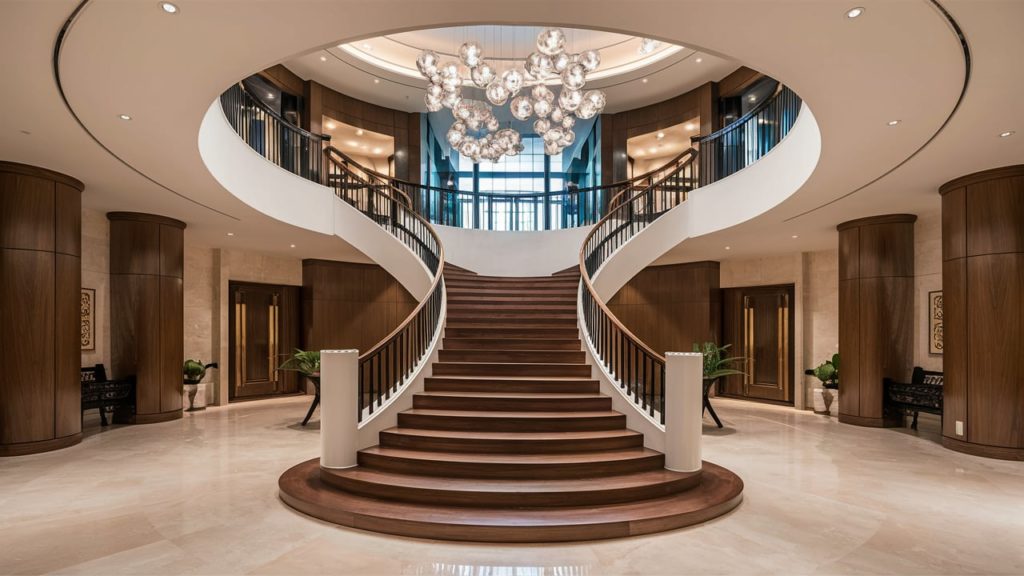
[928,290,943,355]
[81,288,96,351]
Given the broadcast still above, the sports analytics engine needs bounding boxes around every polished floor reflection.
[1,396,1022,575]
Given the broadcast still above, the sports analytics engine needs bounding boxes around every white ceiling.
[0,0,1020,267]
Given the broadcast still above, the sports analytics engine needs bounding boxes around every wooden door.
[229,282,301,401]
[720,285,794,404]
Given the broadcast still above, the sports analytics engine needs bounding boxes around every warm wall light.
[846,6,865,18]
[159,2,178,14]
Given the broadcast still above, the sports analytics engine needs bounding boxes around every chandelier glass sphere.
[416,27,606,161]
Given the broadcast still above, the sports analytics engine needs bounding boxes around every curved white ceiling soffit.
[13,0,1014,258]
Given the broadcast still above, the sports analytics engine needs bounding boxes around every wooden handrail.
[324,146,414,208]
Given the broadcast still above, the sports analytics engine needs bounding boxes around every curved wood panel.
[940,165,1024,460]
[108,213,186,423]
[0,162,82,456]
[836,214,916,427]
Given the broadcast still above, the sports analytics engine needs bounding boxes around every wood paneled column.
[837,214,916,427]
[940,165,1024,460]
[0,162,83,456]
[108,212,185,424]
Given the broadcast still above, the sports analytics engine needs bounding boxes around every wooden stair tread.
[380,427,640,442]
[324,467,697,493]
[398,408,622,420]
[359,445,659,465]
[415,391,605,400]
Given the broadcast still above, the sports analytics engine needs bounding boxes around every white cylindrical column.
[664,352,704,472]
[320,349,359,469]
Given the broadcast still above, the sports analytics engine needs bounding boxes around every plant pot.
[183,382,205,412]
[812,388,829,414]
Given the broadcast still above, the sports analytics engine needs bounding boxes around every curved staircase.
[279,266,742,542]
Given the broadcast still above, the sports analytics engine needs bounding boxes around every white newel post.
[320,349,359,469]
[664,352,704,472]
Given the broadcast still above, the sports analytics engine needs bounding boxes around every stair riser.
[447,311,577,321]
[446,289,578,297]
[448,296,577,304]
[378,431,642,454]
[322,475,698,508]
[445,328,579,339]
[412,395,612,412]
[438,350,586,364]
[397,412,624,432]
[424,378,600,394]
[445,282,579,291]
[431,363,592,378]
[357,452,664,479]
[442,338,581,351]
[447,304,577,312]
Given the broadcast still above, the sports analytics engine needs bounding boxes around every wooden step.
[282,459,742,542]
[321,467,701,508]
[424,376,599,394]
[444,326,579,339]
[396,408,624,432]
[446,311,578,321]
[447,303,577,312]
[448,294,577,304]
[444,274,577,284]
[412,391,611,412]
[357,446,662,479]
[445,316,578,326]
[445,280,579,290]
[442,338,581,351]
[438,349,586,364]
[378,427,642,453]
[446,286,578,297]
[431,362,592,378]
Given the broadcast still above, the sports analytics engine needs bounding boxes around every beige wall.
[81,209,111,371]
[914,211,943,372]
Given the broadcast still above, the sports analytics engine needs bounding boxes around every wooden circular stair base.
[278,458,743,543]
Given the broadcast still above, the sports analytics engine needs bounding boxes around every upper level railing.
[219,81,444,422]
[220,82,326,182]
[332,148,696,232]
[695,85,801,187]
[580,84,802,424]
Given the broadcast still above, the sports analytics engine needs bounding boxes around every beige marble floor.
[2,397,1022,575]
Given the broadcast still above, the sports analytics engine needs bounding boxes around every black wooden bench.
[883,367,943,430]
[81,364,136,426]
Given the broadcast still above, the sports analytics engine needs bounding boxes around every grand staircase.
[279,266,743,542]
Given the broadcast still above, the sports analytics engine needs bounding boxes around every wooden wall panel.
[54,253,81,438]
[0,162,82,456]
[0,249,55,444]
[940,165,1024,460]
[109,213,186,424]
[302,259,416,354]
[718,67,765,98]
[836,215,915,427]
[941,258,967,439]
[606,261,720,357]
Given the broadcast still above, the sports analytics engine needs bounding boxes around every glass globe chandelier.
[417,27,606,163]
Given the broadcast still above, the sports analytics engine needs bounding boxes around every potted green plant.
[692,342,746,428]
[182,359,218,412]
[811,353,840,415]
[278,349,321,426]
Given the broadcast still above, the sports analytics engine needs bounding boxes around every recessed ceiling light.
[725,246,731,250]
[159,2,178,14]
[695,57,703,63]
[227,232,234,236]
[373,78,380,84]
[887,119,900,126]
[325,121,336,130]
[346,140,358,147]
[636,150,645,156]
[319,55,327,62]
[748,95,757,103]
[356,129,364,136]
[362,43,372,51]
[999,130,1015,138]
[648,147,657,154]
[290,244,296,248]
[684,123,696,131]
[846,6,865,18]
[656,132,665,139]
[361,144,368,149]
[791,235,799,239]
[641,78,648,84]
[118,114,131,121]
[373,147,382,154]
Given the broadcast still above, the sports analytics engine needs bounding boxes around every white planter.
[183,383,207,411]
[812,388,828,414]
